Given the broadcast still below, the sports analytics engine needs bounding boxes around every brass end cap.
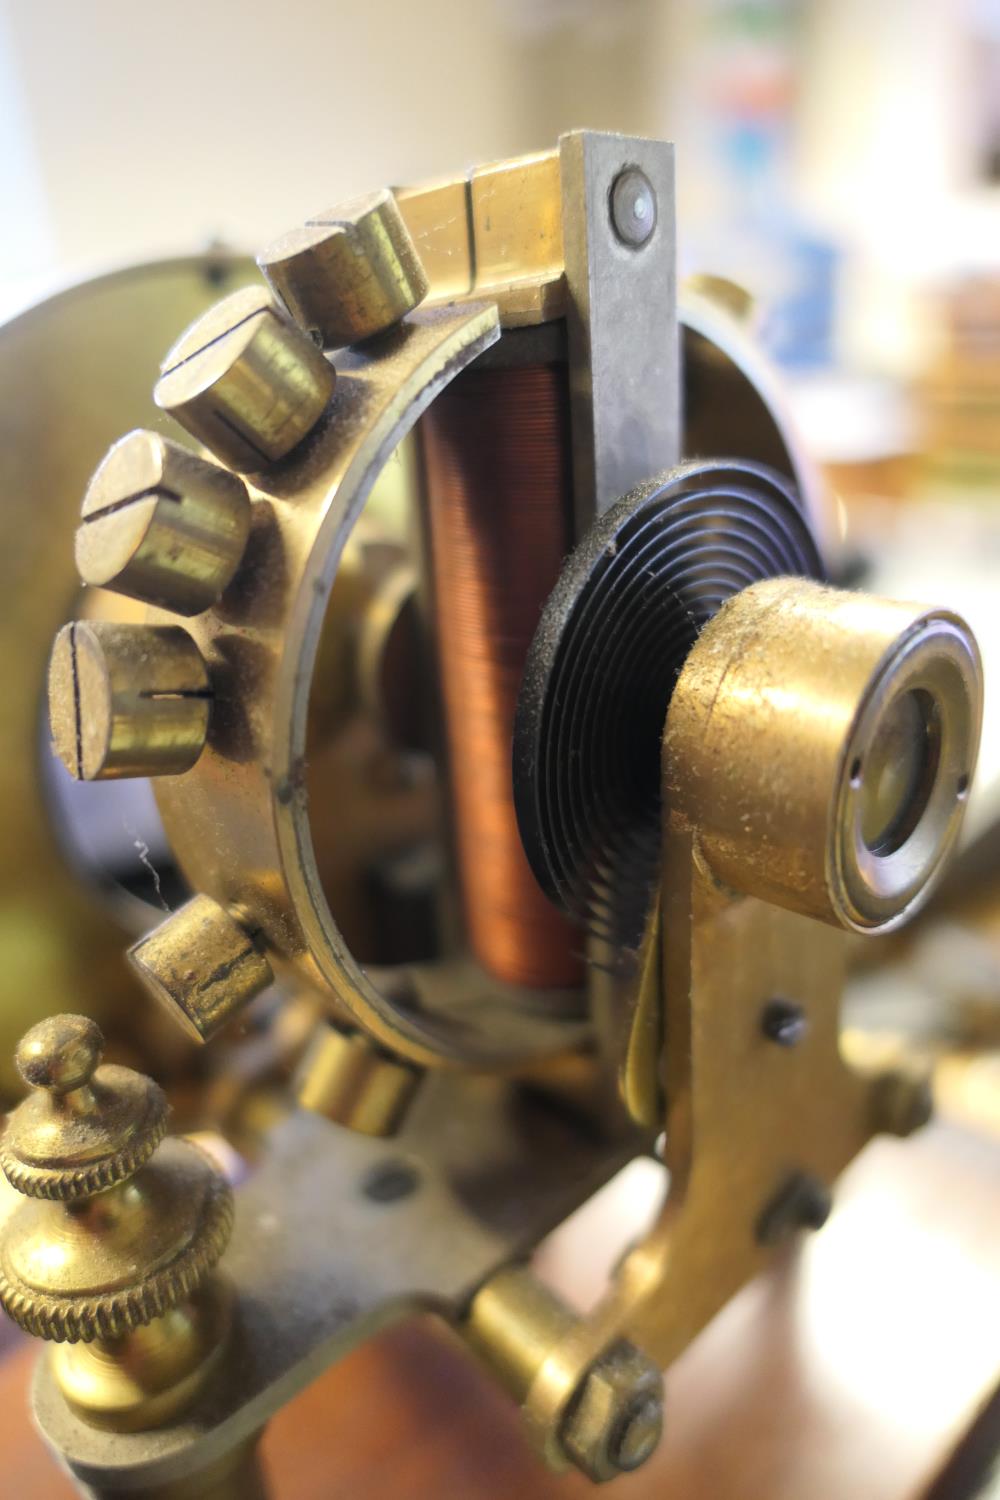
[258,188,429,349]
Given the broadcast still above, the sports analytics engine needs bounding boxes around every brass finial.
[0,1015,233,1430]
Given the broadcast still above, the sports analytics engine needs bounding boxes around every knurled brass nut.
[75,429,251,616]
[154,286,336,472]
[257,188,429,349]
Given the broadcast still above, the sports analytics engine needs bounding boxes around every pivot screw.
[610,168,657,248]
[761,998,808,1047]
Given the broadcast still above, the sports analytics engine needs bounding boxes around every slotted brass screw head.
[129,893,274,1043]
[48,620,211,780]
[154,285,336,471]
[258,188,429,349]
[75,429,251,615]
[0,1014,233,1346]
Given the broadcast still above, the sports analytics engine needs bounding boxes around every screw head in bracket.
[154,286,336,472]
[258,187,429,350]
[75,429,251,616]
[48,621,211,781]
[610,168,657,249]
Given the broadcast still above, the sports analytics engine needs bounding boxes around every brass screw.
[75,429,251,616]
[48,620,211,780]
[129,893,274,1043]
[257,188,429,349]
[154,285,336,472]
[0,1015,233,1431]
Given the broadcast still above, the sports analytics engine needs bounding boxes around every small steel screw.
[761,998,808,1047]
[610,169,657,248]
[756,1171,832,1246]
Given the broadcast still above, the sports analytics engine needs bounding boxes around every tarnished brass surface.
[33,1075,639,1491]
[295,1019,423,1137]
[49,621,211,780]
[129,895,274,1043]
[76,430,251,616]
[154,286,336,471]
[667,578,982,932]
[259,188,429,349]
[0,1015,167,1201]
[0,1017,234,1437]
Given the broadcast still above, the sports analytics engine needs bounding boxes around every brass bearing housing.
[664,577,982,933]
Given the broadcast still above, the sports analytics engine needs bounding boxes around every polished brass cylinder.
[48,621,211,780]
[665,577,983,931]
[295,1020,422,1137]
[258,188,428,348]
[129,895,273,1042]
[154,286,336,472]
[76,430,251,615]
[465,1264,576,1404]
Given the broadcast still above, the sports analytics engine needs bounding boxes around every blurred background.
[1,1,999,1494]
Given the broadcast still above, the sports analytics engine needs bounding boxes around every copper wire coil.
[420,363,582,989]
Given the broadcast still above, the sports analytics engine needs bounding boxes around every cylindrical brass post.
[129,895,273,1042]
[48,621,211,780]
[258,189,428,348]
[154,287,336,472]
[665,577,983,931]
[295,1020,422,1137]
[76,429,251,615]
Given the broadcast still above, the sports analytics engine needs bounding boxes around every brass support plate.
[32,1080,640,1493]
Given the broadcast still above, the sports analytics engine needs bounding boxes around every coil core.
[420,363,582,990]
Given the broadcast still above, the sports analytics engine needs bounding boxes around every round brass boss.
[664,578,983,933]
[834,614,980,930]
